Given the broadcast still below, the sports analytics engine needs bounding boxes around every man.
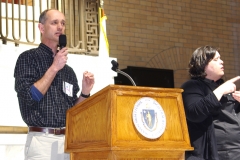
[14,9,95,160]
[181,46,240,160]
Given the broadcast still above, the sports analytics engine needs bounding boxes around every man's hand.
[81,71,95,95]
[52,47,68,71]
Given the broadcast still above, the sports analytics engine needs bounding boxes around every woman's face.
[205,51,224,81]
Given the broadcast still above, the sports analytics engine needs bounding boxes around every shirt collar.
[38,43,55,56]
[203,78,224,86]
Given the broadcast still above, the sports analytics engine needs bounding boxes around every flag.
[98,7,109,57]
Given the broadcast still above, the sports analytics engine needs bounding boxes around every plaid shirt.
[14,43,79,127]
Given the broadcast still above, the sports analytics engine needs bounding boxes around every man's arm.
[34,47,68,95]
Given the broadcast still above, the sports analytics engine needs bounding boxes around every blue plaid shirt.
[14,43,79,127]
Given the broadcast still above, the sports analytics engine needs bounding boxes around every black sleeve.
[181,80,222,122]
[14,51,39,107]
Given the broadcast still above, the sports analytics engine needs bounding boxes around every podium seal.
[132,97,166,139]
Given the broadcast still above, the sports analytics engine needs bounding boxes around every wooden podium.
[65,85,193,160]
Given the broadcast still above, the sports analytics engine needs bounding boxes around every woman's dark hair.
[188,45,220,78]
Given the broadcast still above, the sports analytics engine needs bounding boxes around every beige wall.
[104,0,240,88]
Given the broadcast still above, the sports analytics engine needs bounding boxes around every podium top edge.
[105,84,183,92]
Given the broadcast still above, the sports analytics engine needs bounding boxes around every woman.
[181,45,240,160]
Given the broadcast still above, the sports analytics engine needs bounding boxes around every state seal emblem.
[132,97,166,139]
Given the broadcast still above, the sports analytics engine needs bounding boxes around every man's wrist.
[80,92,90,98]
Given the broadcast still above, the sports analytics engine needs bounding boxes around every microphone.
[111,60,136,86]
[111,60,119,72]
[59,34,67,49]
[58,35,67,84]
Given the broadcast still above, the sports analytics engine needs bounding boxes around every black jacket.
[181,78,240,160]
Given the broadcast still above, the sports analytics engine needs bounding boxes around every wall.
[104,0,240,87]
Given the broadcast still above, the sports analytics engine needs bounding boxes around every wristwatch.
[80,92,90,98]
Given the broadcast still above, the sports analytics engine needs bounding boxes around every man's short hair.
[39,9,58,24]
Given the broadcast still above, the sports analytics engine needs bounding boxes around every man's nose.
[57,23,64,30]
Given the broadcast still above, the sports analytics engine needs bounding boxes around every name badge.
[63,81,73,97]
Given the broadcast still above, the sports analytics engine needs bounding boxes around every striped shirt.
[14,43,79,127]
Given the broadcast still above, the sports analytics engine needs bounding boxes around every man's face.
[39,10,66,44]
[205,51,224,81]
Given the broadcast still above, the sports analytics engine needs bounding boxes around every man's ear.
[38,23,44,34]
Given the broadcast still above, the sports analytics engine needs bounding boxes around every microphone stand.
[111,60,136,86]
[115,68,136,86]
